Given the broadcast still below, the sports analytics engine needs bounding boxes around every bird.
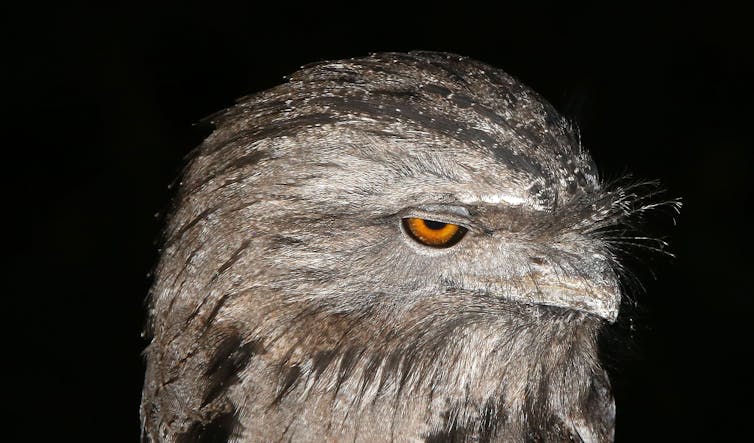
[141,51,670,442]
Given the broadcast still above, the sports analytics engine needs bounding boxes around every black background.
[7,2,752,441]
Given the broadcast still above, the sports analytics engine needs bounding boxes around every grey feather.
[141,51,672,442]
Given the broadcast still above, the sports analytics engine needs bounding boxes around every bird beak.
[514,273,621,322]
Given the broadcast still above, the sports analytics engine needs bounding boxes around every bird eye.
[402,217,468,248]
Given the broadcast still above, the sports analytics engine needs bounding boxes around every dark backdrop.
[8,2,752,441]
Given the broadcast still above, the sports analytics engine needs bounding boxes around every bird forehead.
[275,124,588,211]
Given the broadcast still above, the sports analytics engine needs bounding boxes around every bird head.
[174,52,624,327]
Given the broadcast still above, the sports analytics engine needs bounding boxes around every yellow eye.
[402,217,468,248]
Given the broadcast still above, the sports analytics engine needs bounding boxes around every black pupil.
[423,219,447,230]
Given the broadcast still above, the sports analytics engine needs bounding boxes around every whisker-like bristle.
[580,178,681,257]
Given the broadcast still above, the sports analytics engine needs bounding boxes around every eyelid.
[400,206,477,230]
[415,204,471,217]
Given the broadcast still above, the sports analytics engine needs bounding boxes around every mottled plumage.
[141,52,669,442]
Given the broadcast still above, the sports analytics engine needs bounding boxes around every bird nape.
[141,52,676,442]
